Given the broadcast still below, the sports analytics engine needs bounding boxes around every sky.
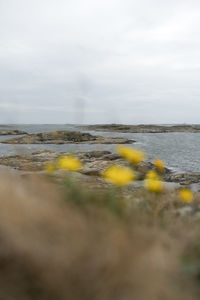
[0,0,200,124]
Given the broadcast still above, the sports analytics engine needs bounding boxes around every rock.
[175,206,193,217]
[164,173,200,185]
[0,149,171,177]
[1,130,134,144]
[0,130,27,135]
[81,169,101,176]
[80,124,200,133]
[174,205,200,219]
[80,151,110,159]
[102,153,121,160]
[135,162,154,179]
[0,150,122,172]
[0,150,59,171]
[1,149,197,187]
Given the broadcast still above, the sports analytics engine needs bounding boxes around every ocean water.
[0,124,200,173]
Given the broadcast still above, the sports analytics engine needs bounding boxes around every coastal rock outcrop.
[0,149,169,178]
[1,130,134,144]
[0,150,123,172]
[164,172,200,185]
[1,149,200,186]
[0,130,27,135]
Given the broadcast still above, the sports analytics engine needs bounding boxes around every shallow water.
[0,124,200,173]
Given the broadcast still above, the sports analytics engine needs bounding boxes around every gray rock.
[0,130,27,135]
[0,150,123,172]
[164,173,200,185]
[102,153,120,160]
[81,169,101,176]
[175,206,193,217]
[0,149,196,187]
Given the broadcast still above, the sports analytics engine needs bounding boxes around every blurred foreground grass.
[0,146,200,299]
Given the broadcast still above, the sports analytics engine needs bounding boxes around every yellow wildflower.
[145,170,159,180]
[153,158,165,172]
[179,189,193,204]
[103,165,135,186]
[57,155,82,172]
[45,163,55,173]
[117,146,146,164]
[145,179,163,193]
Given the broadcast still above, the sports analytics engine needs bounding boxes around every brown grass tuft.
[0,171,197,300]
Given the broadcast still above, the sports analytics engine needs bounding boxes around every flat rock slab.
[0,130,27,135]
[1,130,134,144]
[0,149,172,180]
[164,172,200,185]
[81,124,200,133]
[0,150,123,172]
[2,149,199,185]
[1,149,199,185]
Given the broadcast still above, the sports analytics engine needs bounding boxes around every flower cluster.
[103,145,164,194]
[153,159,165,173]
[45,155,82,173]
[117,146,146,164]
[179,189,193,204]
[103,165,135,186]
[45,146,194,204]
[102,145,194,202]
[144,179,163,194]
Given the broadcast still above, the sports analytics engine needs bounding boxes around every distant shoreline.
[1,123,200,127]
[1,124,200,174]
[2,123,200,134]
[79,124,200,133]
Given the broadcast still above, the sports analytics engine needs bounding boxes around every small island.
[81,124,200,133]
[1,130,134,144]
[0,129,27,135]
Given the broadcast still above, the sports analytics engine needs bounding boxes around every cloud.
[0,0,200,123]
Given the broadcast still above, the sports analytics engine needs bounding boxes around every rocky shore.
[1,130,134,144]
[0,149,200,196]
[164,172,200,185]
[0,129,27,135]
[1,149,197,185]
[81,124,200,133]
[0,150,130,172]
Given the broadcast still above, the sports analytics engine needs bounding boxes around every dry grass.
[0,171,198,300]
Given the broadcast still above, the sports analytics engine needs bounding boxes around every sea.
[0,124,200,173]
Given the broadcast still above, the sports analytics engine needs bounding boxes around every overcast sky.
[0,0,200,124]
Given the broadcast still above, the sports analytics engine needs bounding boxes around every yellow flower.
[179,189,193,204]
[145,179,163,193]
[57,155,82,172]
[45,163,56,173]
[145,170,159,180]
[103,165,135,186]
[117,146,146,164]
[153,159,165,172]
